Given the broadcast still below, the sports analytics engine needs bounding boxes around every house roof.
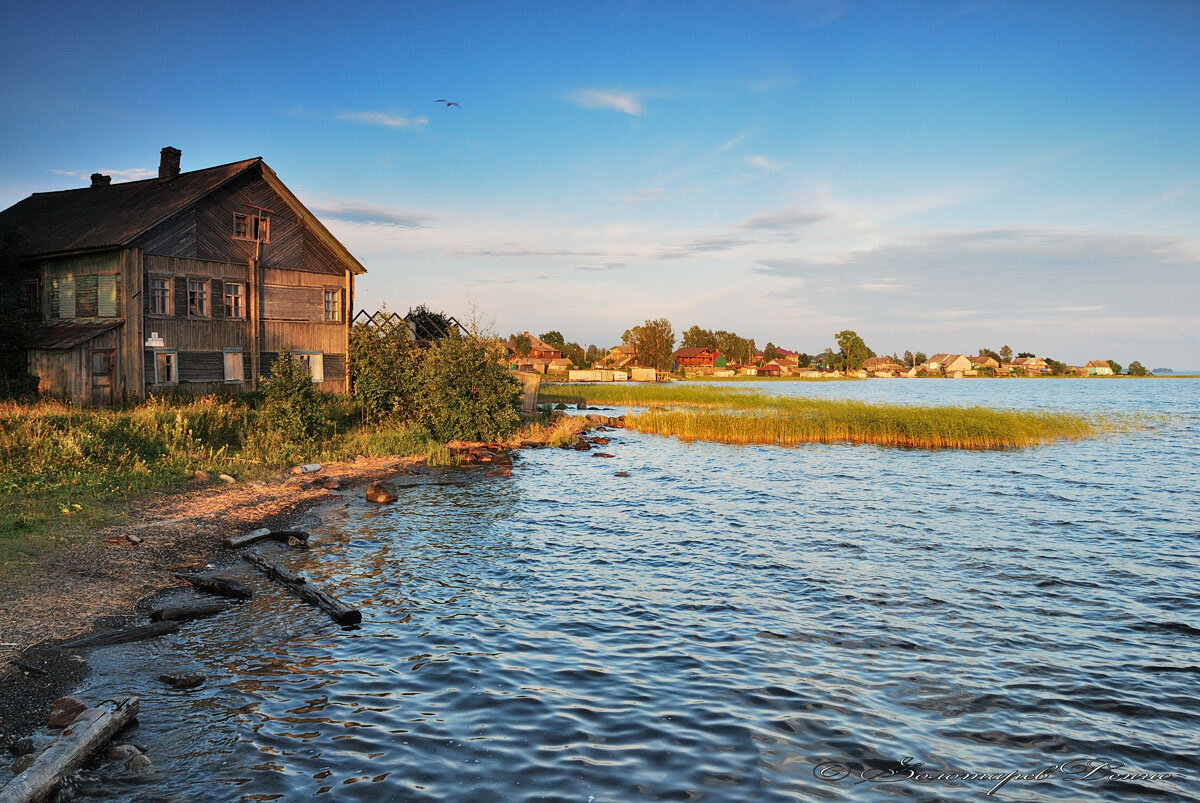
[0,157,366,275]
[674,347,715,358]
[611,344,636,354]
[26,321,122,350]
[863,356,902,369]
[522,333,561,352]
[1085,359,1110,368]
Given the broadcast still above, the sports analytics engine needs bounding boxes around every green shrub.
[260,348,320,447]
[349,321,420,423]
[416,334,521,441]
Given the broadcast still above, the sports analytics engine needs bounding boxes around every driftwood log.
[223,529,310,549]
[57,621,179,650]
[149,601,232,622]
[173,573,253,600]
[0,696,140,803]
[241,552,361,626]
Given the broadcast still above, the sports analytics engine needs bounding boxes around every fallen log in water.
[149,600,232,622]
[0,696,139,803]
[173,573,253,600]
[223,529,310,549]
[57,621,179,650]
[241,552,361,626]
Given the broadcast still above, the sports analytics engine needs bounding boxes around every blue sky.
[2,0,1198,365]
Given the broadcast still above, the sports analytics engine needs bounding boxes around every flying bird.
[434,99,461,108]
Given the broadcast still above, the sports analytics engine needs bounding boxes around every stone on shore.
[218,473,237,484]
[159,673,205,690]
[614,471,630,477]
[126,753,153,771]
[47,696,87,728]
[487,467,512,478]
[194,470,213,482]
[366,481,398,504]
[11,753,35,775]
[592,453,615,458]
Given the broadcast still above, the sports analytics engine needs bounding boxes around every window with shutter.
[223,350,244,382]
[97,275,118,317]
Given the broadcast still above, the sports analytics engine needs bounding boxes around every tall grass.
[541,383,1105,450]
[0,395,450,574]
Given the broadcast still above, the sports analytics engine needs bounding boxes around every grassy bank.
[0,396,453,574]
[541,383,1104,450]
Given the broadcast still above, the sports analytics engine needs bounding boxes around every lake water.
[18,379,1200,801]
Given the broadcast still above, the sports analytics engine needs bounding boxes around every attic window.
[234,210,270,243]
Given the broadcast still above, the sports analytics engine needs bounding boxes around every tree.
[262,348,321,445]
[763,342,779,363]
[561,341,586,368]
[417,334,521,441]
[629,318,675,372]
[999,345,1013,362]
[913,352,928,367]
[1044,357,1068,375]
[681,325,716,350]
[979,348,1001,362]
[1017,351,1036,359]
[1107,359,1123,376]
[406,305,456,340]
[903,350,914,367]
[509,333,532,357]
[540,330,565,348]
[796,353,813,368]
[585,344,603,365]
[834,330,875,371]
[1127,361,1148,376]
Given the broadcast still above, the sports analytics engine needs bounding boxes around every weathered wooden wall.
[28,328,121,403]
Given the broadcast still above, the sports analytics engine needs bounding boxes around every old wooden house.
[0,148,365,403]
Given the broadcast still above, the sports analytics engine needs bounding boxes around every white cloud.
[335,110,428,129]
[743,155,787,172]
[301,194,431,227]
[52,167,157,183]
[1047,305,1106,313]
[568,89,643,116]
[624,188,668,204]
[737,207,826,230]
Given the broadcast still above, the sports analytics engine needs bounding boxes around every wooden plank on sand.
[0,696,140,803]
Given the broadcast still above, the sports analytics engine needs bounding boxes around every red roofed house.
[674,347,719,369]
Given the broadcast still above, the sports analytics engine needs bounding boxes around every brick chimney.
[90,173,111,187]
[158,147,181,181]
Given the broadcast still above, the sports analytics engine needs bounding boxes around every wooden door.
[91,349,115,405]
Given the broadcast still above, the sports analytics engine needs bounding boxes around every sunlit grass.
[0,396,450,578]
[541,383,1110,450]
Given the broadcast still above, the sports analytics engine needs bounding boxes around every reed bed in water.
[541,384,1104,449]
[628,403,1100,450]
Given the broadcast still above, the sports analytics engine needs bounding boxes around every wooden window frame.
[148,274,173,317]
[223,348,244,383]
[295,351,324,383]
[154,349,178,386]
[233,208,271,243]
[323,288,341,322]
[187,277,210,318]
[224,282,246,319]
